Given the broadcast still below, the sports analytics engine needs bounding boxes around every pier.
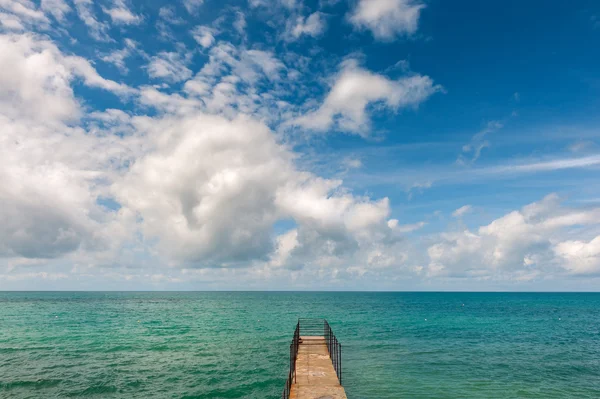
[282,319,346,399]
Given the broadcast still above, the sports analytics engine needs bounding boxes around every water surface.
[1,292,599,398]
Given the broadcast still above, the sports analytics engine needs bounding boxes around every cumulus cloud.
[427,194,600,279]
[0,34,78,122]
[114,114,292,264]
[293,59,441,135]
[269,229,299,268]
[0,34,131,123]
[113,112,398,267]
[0,33,136,260]
[554,236,600,275]
[348,0,425,40]
[0,162,93,258]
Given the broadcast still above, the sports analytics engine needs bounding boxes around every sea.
[1,292,599,398]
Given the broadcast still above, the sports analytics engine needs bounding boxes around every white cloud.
[158,6,185,25]
[486,154,600,174]
[0,34,79,122]
[183,0,203,14]
[66,55,134,95]
[0,0,47,22]
[74,0,112,41]
[287,12,327,40]
[0,33,137,260]
[188,44,285,86]
[113,113,397,267]
[139,86,202,114]
[427,194,600,278]
[0,12,25,30]
[245,49,286,80]
[0,0,49,30]
[249,0,297,9]
[568,140,596,153]
[457,120,503,165]
[269,229,299,268]
[114,114,290,264]
[320,0,341,7]
[388,219,426,233]
[181,43,288,119]
[342,157,362,169]
[192,25,216,48]
[0,34,131,123]
[452,205,472,218]
[102,0,142,25]
[0,272,69,281]
[407,180,432,199]
[147,51,192,83]
[293,59,441,135]
[348,0,425,40]
[101,38,138,73]
[41,0,71,21]
[233,11,246,35]
[554,236,600,275]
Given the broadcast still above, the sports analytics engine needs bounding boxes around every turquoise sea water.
[1,292,600,398]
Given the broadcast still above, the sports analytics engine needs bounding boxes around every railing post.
[339,343,342,385]
[334,339,337,372]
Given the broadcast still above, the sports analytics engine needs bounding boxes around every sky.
[1,0,600,291]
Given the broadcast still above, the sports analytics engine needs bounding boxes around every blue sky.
[1,0,600,290]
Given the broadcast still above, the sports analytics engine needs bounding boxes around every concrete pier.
[290,336,347,399]
[282,319,346,399]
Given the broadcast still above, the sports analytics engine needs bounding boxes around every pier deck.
[282,319,346,399]
[290,336,347,399]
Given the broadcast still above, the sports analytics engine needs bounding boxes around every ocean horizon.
[2,291,599,398]
[5,290,600,292]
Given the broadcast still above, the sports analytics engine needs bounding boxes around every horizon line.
[2,290,600,293]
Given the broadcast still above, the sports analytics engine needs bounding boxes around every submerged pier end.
[282,318,347,399]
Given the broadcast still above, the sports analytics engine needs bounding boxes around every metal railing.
[281,319,342,399]
[324,320,342,385]
[281,320,300,399]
